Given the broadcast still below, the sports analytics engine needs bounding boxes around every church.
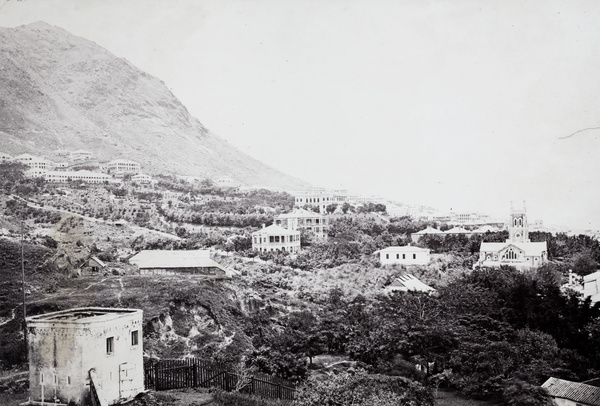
[477,203,548,269]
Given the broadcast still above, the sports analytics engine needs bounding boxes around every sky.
[1,0,599,230]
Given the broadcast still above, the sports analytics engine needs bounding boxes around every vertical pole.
[21,220,27,348]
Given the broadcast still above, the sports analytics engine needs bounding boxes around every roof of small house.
[252,224,300,236]
[445,226,470,234]
[385,274,436,293]
[27,307,142,326]
[277,208,324,219]
[584,271,600,283]
[473,225,501,233]
[480,241,548,256]
[413,226,444,235]
[379,245,430,253]
[129,250,226,272]
[542,377,600,405]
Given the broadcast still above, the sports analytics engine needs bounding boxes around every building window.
[403,254,406,259]
[67,376,71,385]
[413,254,416,259]
[131,330,139,346]
[386,254,389,259]
[396,254,399,259]
[106,337,114,355]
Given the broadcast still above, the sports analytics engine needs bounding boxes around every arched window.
[502,248,518,260]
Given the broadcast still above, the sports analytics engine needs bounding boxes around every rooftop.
[27,307,141,324]
[542,377,600,405]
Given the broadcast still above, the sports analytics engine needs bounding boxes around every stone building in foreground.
[27,307,144,405]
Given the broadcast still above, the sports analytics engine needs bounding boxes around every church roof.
[480,241,547,256]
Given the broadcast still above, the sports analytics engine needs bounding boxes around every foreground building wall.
[27,307,144,405]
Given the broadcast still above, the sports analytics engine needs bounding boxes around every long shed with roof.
[128,249,228,277]
[542,377,600,406]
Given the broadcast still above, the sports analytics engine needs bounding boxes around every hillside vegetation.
[2,169,600,406]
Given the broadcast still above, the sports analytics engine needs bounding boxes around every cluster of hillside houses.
[0,150,153,184]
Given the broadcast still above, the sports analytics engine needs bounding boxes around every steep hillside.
[0,21,308,190]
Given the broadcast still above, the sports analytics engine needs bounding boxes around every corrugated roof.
[542,377,600,405]
[445,226,470,234]
[413,226,444,235]
[129,250,226,271]
[386,274,436,293]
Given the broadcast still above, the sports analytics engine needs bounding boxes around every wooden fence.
[144,358,296,401]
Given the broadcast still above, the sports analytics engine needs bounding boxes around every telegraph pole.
[21,219,27,348]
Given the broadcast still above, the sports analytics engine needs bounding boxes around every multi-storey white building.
[70,150,95,161]
[274,208,328,241]
[132,173,153,184]
[252,224,301,253]
[44,170,111,184]
[107,159,141,175]
[293,188,347,213]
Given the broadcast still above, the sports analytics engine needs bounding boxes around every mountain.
[0,21,308,190]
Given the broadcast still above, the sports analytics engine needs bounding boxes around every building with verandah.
[252,224,301,253]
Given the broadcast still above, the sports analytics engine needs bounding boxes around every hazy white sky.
[1,0,599,229]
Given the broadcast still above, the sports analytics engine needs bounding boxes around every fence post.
[250,376,255,395]
[277,383,281,399]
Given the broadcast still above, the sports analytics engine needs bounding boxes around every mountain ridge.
[0,21,308,190]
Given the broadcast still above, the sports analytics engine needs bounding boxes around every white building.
[0,152,12,163]
[44,170,111,184]
[379,245,431,265]
[583,271,600,304]
[293,188,348,214]
[27,307,144,405]
[274,208,328,241]
[252,224,301,253]
[14,153,52,172]
[477,203,548,269]
[70,150,95,161]
[132,173,153,184]
[107,159,141,175]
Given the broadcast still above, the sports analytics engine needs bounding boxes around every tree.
[293,372,434,406]
[502,380,555,406]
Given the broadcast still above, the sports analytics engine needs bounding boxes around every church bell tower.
[508,201,530,243]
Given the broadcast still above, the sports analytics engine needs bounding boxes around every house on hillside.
[79,256,107,274]
[378,246,431,265]
[132,173,153,184]
[542,377,600,406]
[584,271,600,304]
[252,224,301,253]
[129,249,228,277]
[274,208,328,241]
[410,226,445,243]
[444,226,471,236]
[476,203,547,269]
[27,307,144,406]
[0,152,12,163]
[107,159,141,176]
[384,274,436,294]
